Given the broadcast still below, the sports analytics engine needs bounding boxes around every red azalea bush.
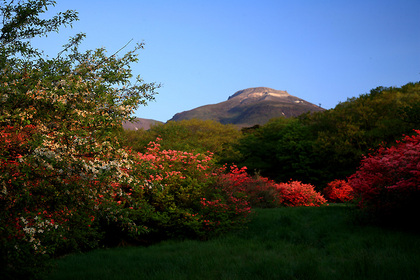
[218,165,283,208]
[1,127,326,278]
[198,181,251,235]
[1,134,253,251]
[1,132,253,277]
[348,130,420,223]
[323,179,354,203]
[1,125,147,255]
[0,5,162,277]
[128,139,252,240]
[276,181,327,207]
[218,165,326,208]
[0,125,102,277]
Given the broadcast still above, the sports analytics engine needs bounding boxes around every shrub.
[323,179,354,203]
[348,130,420,224]
[128,139,252,240]
[218,166,283,208]
[0,125,162,277]
[218,165,326,208]
[0,134,253,278]
[276,181,327,207]
[0,1,160,275]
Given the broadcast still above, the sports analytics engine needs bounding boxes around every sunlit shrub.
[128,139,252,240]
[218,165,326,208]
[1,132,254,279]
[0,125,113,277]
[0,1,160,277]
[323,179,354,203]
[219,166,283,208]
[276,181,327,207]
[0,126,152,243]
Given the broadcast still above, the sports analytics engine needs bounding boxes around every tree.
[232,82,420,189]
[300,82,420,186]
[233,117,325,186]
[234,117,293,179]
[0,1,159,278]
[0,0,78,65]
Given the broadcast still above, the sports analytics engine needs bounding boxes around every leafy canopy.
[0,0,78,63]
[122,119,242,163]
[0,1,159,278]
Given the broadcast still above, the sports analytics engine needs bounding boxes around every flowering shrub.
[276,181,327,207]
[135,138,214,185]
[218,165,283,208]
[198,184,251,236]
[1,131,253,277]
[128,139,252,240]
[323,179,354,203]
[348,130,420,221]
[217,165,326,208]
[0,125,154,273]
[0,3,159,276]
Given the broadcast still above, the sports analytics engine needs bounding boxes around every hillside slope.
[170,87,324,127]
[122,118,163,130]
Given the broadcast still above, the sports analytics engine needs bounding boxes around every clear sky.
[33,0,420,122]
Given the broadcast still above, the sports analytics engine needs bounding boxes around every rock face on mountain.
[169,87,324,127]
[122,118,163,130]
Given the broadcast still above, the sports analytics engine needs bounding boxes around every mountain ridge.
[170,87,324,127]
[122,118,163,130]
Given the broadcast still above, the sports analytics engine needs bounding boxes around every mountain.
[169,87,324,127]
[122,118,163,130]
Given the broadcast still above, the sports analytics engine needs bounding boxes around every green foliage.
[232,82,420,188]
[0,1,159,278]
[307,82,420,183]
[234,117,293,178]
[121,119,242,163]
[233,117,324,185]
[0,0,78,64]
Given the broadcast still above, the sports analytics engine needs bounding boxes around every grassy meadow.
[43,205,420,280]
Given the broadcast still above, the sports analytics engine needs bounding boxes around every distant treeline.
[121,81,420,189]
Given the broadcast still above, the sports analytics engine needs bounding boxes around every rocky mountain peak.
[169,87,324,128]
[228,87,290,101]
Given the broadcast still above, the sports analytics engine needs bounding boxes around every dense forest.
[122,81,420,189]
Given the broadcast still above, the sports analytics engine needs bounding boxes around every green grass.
[43,205,420,280]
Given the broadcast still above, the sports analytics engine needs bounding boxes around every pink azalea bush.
[348,130,420,223]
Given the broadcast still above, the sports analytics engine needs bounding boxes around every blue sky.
[34,0,420,122]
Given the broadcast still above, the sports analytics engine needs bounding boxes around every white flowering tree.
[0,1,159,278]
